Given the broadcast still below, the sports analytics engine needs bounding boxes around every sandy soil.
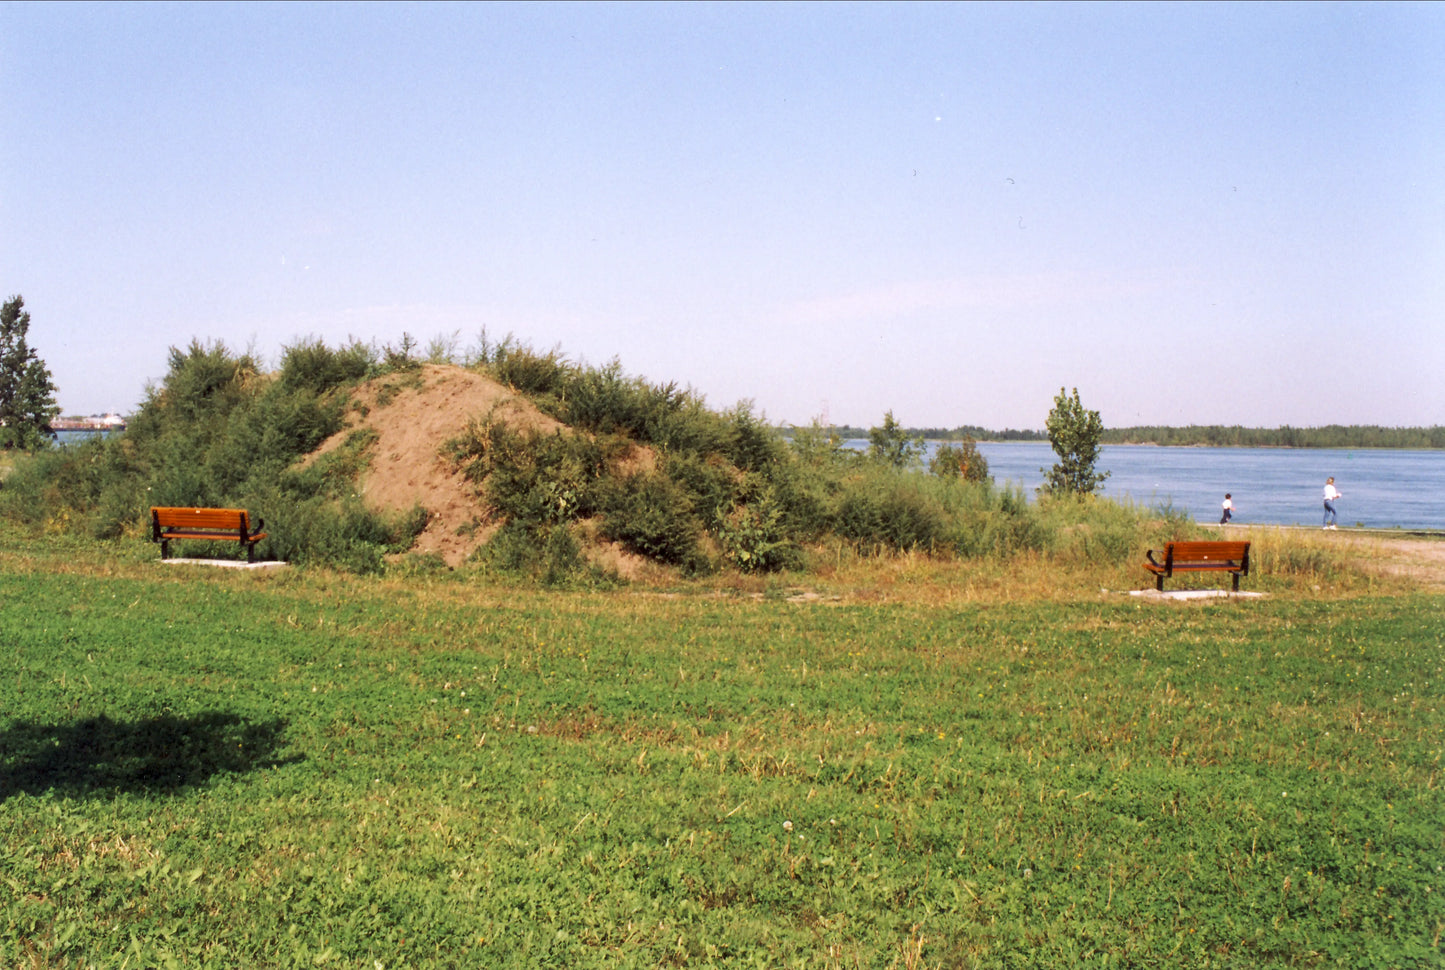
[309,364,652,576]
[307,365,560,566]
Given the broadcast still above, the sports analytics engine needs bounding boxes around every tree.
[0,295,60,451]
[867,410,924,469]
[788,418,853,469]
[1041,386,1108,495]
[930,438,990,483]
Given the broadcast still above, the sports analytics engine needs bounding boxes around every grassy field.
[2,535,1441,968]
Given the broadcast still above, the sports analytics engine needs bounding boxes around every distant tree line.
[800,425,1048,442]
[786,423,1444,449]
[1101,425,1445,449]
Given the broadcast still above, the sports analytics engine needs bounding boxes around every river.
[971,442,1440,531]
[846,441,1444,531]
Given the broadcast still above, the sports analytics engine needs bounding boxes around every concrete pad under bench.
[1129,588,1265,601]
[158,558,288,570]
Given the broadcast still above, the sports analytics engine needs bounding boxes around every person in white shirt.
[1220,493,1234,525]
[1323,477,1342,529]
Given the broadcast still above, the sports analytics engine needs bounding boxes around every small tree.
[930,438,990,483]
[0,295,61,451]
[1041,386,1108,495]
[789,418,853,469]
[867,410,924,470]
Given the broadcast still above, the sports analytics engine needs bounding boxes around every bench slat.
[152,507,254,531]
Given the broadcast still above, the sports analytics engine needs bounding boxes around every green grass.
[2,538,1441,968]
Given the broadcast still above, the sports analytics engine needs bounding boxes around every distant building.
[53,414,128,431]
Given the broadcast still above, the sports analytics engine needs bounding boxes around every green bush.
[660,451,737,531]
[930,439,990,483]
[0,339,406,571]
[476,520,595,586]
[909,476,1046,559]
[491,343,570,397]
[595,471,707,571]
[867,410,925,469]
[830,470,951,553]
[447,417,617,526]
[722,401,784,473]
[278,336,374,394]
[262,495,427,573]
[549,358,651,437]
[717,489,803,572]
[788,420,856,471]
[482,344,730,456]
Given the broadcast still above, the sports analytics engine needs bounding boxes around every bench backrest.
[1164,540,1250,567]
[151,507,253,534]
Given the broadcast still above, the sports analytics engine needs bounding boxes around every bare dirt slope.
[309,364,563,566]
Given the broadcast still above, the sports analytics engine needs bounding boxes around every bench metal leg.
[1156,575,1165,592]
[1232,573,1240,592]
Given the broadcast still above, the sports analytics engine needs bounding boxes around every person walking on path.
[1220,493,1235,525]
[1323,477,1342,529]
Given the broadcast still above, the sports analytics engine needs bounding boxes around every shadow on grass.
[0,712,301,800]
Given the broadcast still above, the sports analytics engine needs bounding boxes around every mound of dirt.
[305,365,557,566]
[307,364,652,577]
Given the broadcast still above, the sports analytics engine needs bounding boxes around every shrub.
[382,333,422,371]
[867,410,924,469]
[717,490,803,573]
[262,496,427,574]
[550,358,649,437]
[830,470,951,553]
[491,343,569,397]
[661,452,737,531]
[278,337,374,394]
[448,417,616,526]
[595,471,707,571]
[723,402,784,473]
[930,439,990,483]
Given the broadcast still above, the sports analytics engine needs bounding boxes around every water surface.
[976,442,1442,530]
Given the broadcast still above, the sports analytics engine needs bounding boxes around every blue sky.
[3,2,1441,429]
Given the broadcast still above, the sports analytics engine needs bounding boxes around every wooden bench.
[151,507,268,562]
[1143,540,1251,592]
